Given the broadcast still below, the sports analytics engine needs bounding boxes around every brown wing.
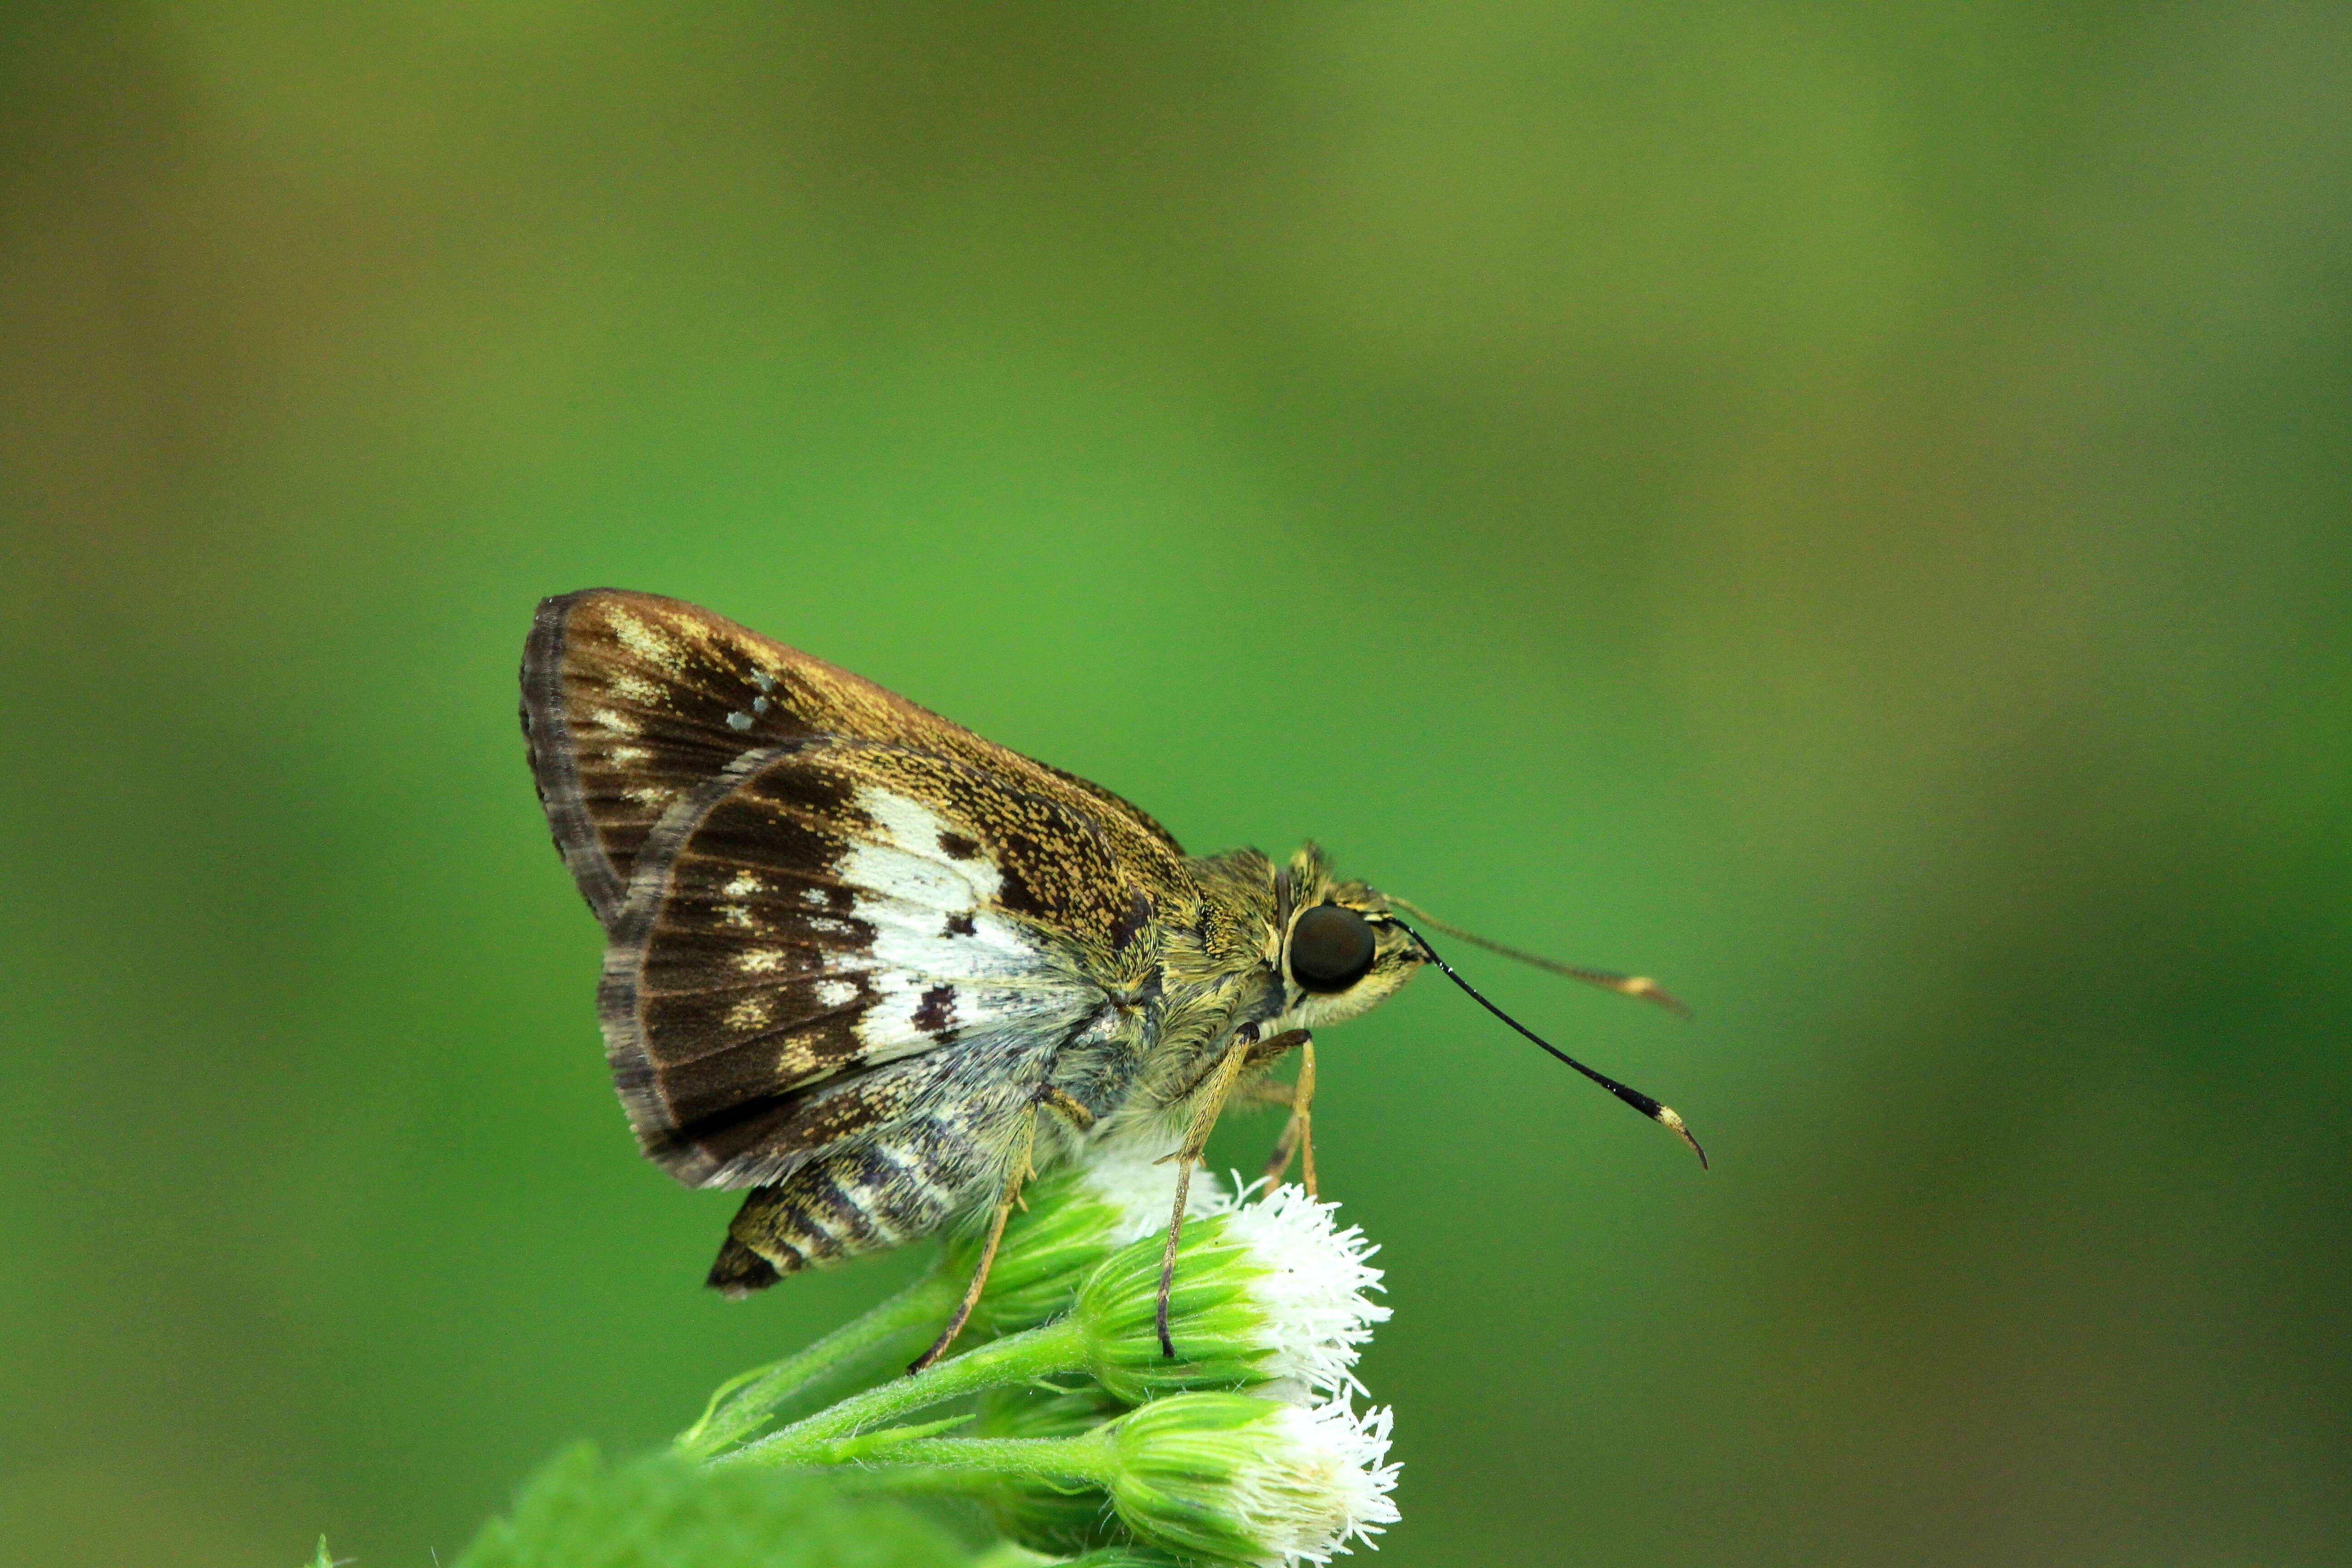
[601,735,1126,1188]
[520,588,1185,927]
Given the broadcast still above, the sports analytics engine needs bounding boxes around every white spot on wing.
[825,788,1078,1055]
[814,978,858,1008]
[724,872,763,897]
[726,711,754,731]
[845,790,1004,909]
[835,843,970,912]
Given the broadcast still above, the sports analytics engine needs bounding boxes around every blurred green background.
[4,4,2347,1564]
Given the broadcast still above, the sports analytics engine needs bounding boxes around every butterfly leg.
[1034,1085,1097,1135]
[1152,1027,1310,1357]
[904,1085,1097,1376]
[1257,1036,1319,1196]
[906,1099,1043,1377]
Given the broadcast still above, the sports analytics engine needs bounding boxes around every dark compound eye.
[1289,903,1377,993]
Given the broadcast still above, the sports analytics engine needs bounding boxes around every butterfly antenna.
[1385,915,1707,1170]
[1386,896,1692,1018]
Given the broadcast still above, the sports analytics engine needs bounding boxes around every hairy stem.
[675,1270,961,1458]
[724,1318,1090,1468]
[748,1433,1117,1489]
[847,1434,1116,1483]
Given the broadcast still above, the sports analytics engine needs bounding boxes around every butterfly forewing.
[521,589,1186,929]
[602,736,1140,1188]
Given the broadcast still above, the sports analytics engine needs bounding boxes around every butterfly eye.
[1289,903,1377,993]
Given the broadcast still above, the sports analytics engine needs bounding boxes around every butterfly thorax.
[1091,847,1286,1143]
[1101,843,1426,1140]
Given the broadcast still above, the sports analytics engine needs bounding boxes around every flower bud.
[947,1144,1235,1333]
[1073,1182,1387,1403]
[1103,1392,1400,1566]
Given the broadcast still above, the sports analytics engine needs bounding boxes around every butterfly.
[520,590,1701,1370]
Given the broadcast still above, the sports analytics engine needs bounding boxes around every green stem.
[675,1271,961,1458]
[747,1434,1117,1489]
[725,1317,1090,1468]
[848,1434,1116,1484]
[804,1465,1007,1499]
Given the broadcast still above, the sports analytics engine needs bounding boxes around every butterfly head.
[1271,843,1426,1029]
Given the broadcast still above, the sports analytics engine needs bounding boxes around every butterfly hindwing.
[520,589,1186,929]
[602,736,1143,1188]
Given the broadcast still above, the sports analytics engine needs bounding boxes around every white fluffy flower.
[1072,1139,1236,1243]
[1106,1391,1402,1566]
[1073,1178,1389,1402]
[1219,1180,1390,1396]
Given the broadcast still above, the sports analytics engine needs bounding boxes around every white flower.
[1071,1139,1237,1243]
[1106,1392,1402,1566]
[1072,1179,1389,1402]
[1218,1180,1390,1397]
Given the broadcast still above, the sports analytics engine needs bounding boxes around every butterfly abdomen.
[705,1121,993,1294]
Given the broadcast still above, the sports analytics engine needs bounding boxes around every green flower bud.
[948,1146,1235,1333]
[1103,1392,1399,1566]
[1074,1184,1387,1403]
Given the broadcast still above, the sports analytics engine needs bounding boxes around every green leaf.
[453,1443,975,1568]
